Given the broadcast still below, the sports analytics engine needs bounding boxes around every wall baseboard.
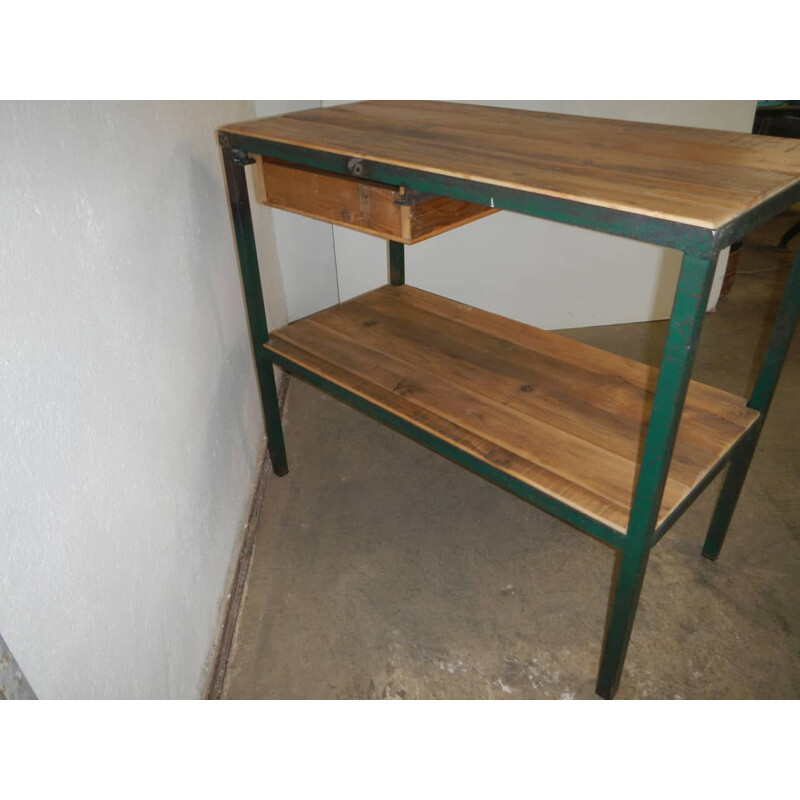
[204,370,290,699]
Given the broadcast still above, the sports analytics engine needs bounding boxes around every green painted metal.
[389,240,405,286]
[222,147,288,476]
[701,244,800,559]
[221,132,717,258]
[263,346,628,551]
[595,251,718,699]
[749,244,800,414]
[629,253,719,546]
[701,434,759,561]
[596,548,651,700]
[653,420,761,546]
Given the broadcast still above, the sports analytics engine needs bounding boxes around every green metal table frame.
[219,129,800,699]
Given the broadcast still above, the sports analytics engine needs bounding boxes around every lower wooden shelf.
[264,284,759,534]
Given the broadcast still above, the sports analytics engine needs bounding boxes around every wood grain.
[221,101,800,229]
[253,156,496,244]
[264,285,759,533]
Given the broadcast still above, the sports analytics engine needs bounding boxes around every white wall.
[286,100,756,328]
[0,101,285,698]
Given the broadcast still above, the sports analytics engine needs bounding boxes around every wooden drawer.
[252,157,497,244]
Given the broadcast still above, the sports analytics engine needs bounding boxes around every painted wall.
[0,101,286,698]
[266,100,756,329]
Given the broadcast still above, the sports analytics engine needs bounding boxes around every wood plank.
[353,289,755,445]
[253,156,496,244]
[277,105,787,201]
[264,285,759,533]
[351,101,800,174]
[391,285,755,427]
[221,101,800,229]
[240,116,744,226]
[266,335,632,532]
[314,295,711,486]
[404,194,497,243]
[254,156,403,240]
[290,319,665,515]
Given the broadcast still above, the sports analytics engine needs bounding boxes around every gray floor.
[223,211,799,700]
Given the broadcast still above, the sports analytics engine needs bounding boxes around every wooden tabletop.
[221,101,800,230]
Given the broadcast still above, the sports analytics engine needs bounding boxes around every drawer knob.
[347,157,365,177]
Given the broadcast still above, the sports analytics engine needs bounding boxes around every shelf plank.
[221,101,800,230]
[265,285,759,533]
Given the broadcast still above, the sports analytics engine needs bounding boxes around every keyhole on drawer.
[363,320,377,327]
[520,384,533,393]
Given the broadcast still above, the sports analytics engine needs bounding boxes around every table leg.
[596,252,717,698]
[701,435,757,561]
[702,243,800,559]
[389,240,405,286]
[222,146,288,476]
[777,219,800,251]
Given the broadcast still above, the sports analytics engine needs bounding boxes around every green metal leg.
[702,244,800,559]
[701,435,758,560]
[596,252,718,699]
[222,146,288,476]
[389,240,405,286]
[749,244,800,415]
[596,546,651,700]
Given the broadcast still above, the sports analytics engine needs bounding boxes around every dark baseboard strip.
[206,371,290,699]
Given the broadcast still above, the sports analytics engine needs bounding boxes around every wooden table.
[218,101,800,698]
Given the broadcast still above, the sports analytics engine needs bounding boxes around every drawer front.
[253,157,495,244]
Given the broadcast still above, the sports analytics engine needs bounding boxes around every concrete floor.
[223,211,799,700]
